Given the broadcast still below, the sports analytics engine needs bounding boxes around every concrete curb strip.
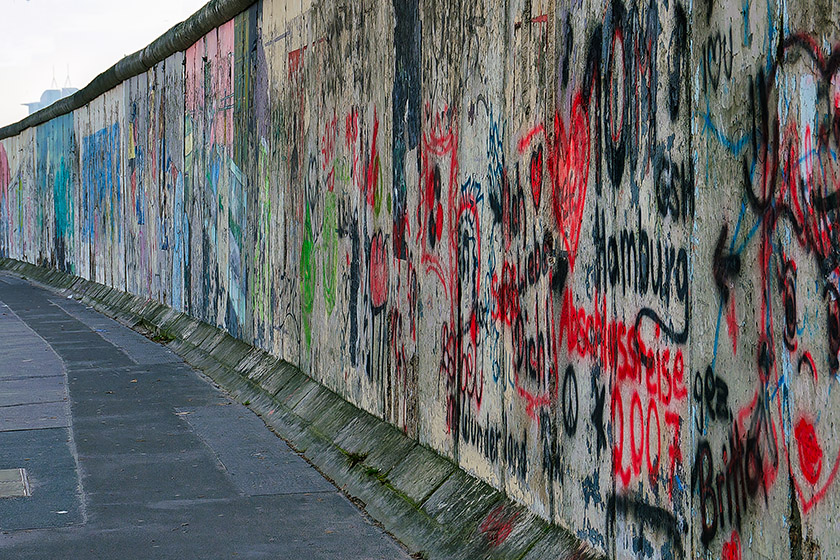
[0,258,604,560]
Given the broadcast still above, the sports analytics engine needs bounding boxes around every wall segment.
[2,0,839,557]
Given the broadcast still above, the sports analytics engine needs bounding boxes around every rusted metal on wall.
[2,0,840,558]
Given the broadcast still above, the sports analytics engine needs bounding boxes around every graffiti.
[795,418,823,486]
[81,123,122,251]
[6,1,840,558]
[479,504,521,547]
[301,204,316,347]
[490,260,521,326]
[505,427,529,482]
[322,191,338,315]
[612,381,685,490]
[700,26,734,94]
[556,287,688,396]
[528,143,543,210]
[320,111,339,193]
[696,33,840,547]
[36,115,75,272]
[562,365,579,436]
[392,0,421,260]
[693,366,732,428]
[456,180,483,418]
[0,143,8,198]
[128,104,146,225]
[691,408,768,548]
[712,224,742,305]
[369,231,389,312]
[653,151,695,223]
[459,405,503,465]
[0,143,9,257]
[606,493,684,558]
[226,158,247,337]
[488,160,525,249]
[722,531,741,560]
[613,315,687,491]
[592,202,690,319]
[591,378,607,458]
[170,159,187,313]
[419,105,457,290]
[549,95,590,271]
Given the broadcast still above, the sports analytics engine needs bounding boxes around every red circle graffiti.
[795,417,824,485]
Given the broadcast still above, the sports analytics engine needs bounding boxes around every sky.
[0,0,210,127]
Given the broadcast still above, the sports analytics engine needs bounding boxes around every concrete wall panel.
[3,0,840,557]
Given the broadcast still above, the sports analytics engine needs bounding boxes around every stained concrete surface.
[0,274,411,559]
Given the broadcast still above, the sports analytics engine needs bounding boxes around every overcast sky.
[0,0,209,127]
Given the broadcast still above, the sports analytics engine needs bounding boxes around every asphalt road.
[0,273,411,559]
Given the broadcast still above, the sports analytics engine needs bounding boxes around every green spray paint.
[301,202,315,348]
[322,190,338,315]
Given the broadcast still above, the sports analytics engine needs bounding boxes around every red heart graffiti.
[791,412,840,515]
[549,94,590,272]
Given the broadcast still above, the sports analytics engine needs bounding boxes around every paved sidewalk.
[0,273,411,559]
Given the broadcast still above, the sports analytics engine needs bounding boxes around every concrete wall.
[2,0,839,557]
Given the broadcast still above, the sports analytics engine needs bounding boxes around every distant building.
[23,87,78,115]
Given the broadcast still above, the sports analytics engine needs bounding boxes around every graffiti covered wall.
[2,0,839,557]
